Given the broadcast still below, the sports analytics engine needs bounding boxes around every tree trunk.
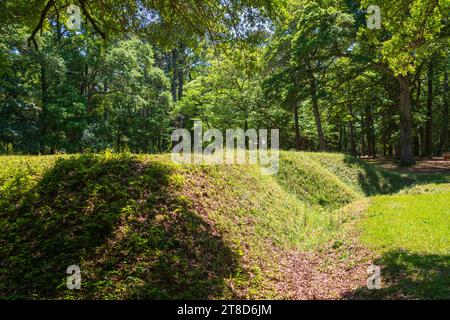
[310,75,326,151]
[398,76,416,166]
[56,12,62,41]
[395,141,401,160]
[39,56,49,154]
[365,105,375,156]
[338,125,343,151]
[177,43,185,100]
[426,62,433,157]
[171,49,178,102]
[419,126,426,157]
[413,66,422,157]
[178,68,183,100]
[349,121,357,156]
[348,105,357,156]
[384,109,392,158]
[371,118,376,156]
[443,69,449,152]
[294,104,301,150]
[344,125,348,151]
[360,113,366,157]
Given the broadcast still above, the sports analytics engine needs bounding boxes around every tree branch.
[78,0,106,39]
[27,0,56,50]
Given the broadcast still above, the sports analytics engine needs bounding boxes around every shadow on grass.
[345,250,450,300]
[0,154,239,299]
[343,155,450,196]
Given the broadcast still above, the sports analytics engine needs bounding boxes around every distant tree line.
[0,0,448,165]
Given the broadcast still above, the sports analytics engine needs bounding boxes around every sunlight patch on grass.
[361,193,450,255]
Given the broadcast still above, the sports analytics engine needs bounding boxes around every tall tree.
[264,1,354,151]
[359,0,448,165]
[443,68,449,152]
[426,61,434,157]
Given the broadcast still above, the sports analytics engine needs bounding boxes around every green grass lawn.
[361,191,450,254]
[359,185,450,299]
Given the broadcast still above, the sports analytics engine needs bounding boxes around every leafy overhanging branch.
[27,0,106,51]
[78,0,106,39]
[27,0,55,50]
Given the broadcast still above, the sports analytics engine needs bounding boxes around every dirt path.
[276,200,376,299]
[365,158,450,174]
[277,246,373,299]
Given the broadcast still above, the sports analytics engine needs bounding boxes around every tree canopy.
[0,0,449,164]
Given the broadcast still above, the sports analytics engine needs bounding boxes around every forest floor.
[365,158,450,173]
